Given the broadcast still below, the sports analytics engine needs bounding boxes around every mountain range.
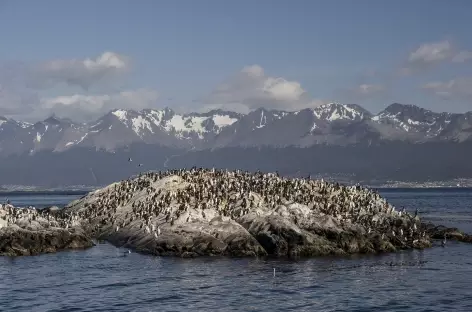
[0,102,471,187]
[1,102,471,156]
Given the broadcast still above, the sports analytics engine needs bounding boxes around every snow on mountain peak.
[35,132,42,143]
[255,109,268,129]
[106,108,242,139]
[112,109,128,122]
[0,117,31,129]
[131,115,154,137]
[212,114,238,127]
[146,109,165,126]
[164,115,207,138]
[312,103,365,122]
[372,103,447,133]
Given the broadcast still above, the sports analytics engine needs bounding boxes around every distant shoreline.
[371,186,472,191]
[0,190,90,195]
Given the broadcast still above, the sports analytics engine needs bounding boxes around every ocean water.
[0,191,86,209]
[1,188,471,312]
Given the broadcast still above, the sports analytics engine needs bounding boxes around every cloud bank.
[401,40,472,74]
[0,53,332,121]
[40,89,159,122]
[0,52,136,121]
[27,51,130,90]
[199,65,327,113]
[1,40,472,123]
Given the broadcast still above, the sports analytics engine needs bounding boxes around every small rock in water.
[0,204,94,256]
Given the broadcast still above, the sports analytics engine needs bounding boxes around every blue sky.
[0,0,471,121]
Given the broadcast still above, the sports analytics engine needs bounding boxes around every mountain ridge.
[0,103,471,156]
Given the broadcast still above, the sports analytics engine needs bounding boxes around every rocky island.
[1,168,471,257]
[0,205,93,256]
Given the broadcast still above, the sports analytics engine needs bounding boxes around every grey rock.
[63,170,433,258]
[0,204,94,256]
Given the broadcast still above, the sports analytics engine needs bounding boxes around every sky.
[1,0,472,122]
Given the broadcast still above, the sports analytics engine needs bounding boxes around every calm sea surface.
[1,188,472,312]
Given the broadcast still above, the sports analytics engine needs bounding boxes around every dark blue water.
[1,189,471,312]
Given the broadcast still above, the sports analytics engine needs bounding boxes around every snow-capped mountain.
[0,103,471,156]
[372,103,455,138]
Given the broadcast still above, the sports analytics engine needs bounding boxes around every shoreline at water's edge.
[2,223,469,258]
[1,212,470,258]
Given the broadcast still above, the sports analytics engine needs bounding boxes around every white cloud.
[421,78,472,100]
[26,51,130,90]
[241,64,264,77]
[0,51,138,121]
[408,41,453,64]
[200,65,329,112]
[402,40,472,73]
[39,89,159,122]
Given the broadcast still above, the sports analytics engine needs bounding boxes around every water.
[1,189,471,312]
[0,191,85,209]
[380,188,472,233]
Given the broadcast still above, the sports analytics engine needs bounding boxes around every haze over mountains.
[0,102,471,188]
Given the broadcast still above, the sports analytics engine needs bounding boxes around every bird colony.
[0,204,80,230]
[62,167,428,256]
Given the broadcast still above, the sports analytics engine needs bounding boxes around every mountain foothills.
[1,102,471,154]
[0,102,471,187]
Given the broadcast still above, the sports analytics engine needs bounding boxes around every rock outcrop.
[3,169,470,258]
[422,222,472,244]
[0,205,94,256]
[64,168,434,257]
